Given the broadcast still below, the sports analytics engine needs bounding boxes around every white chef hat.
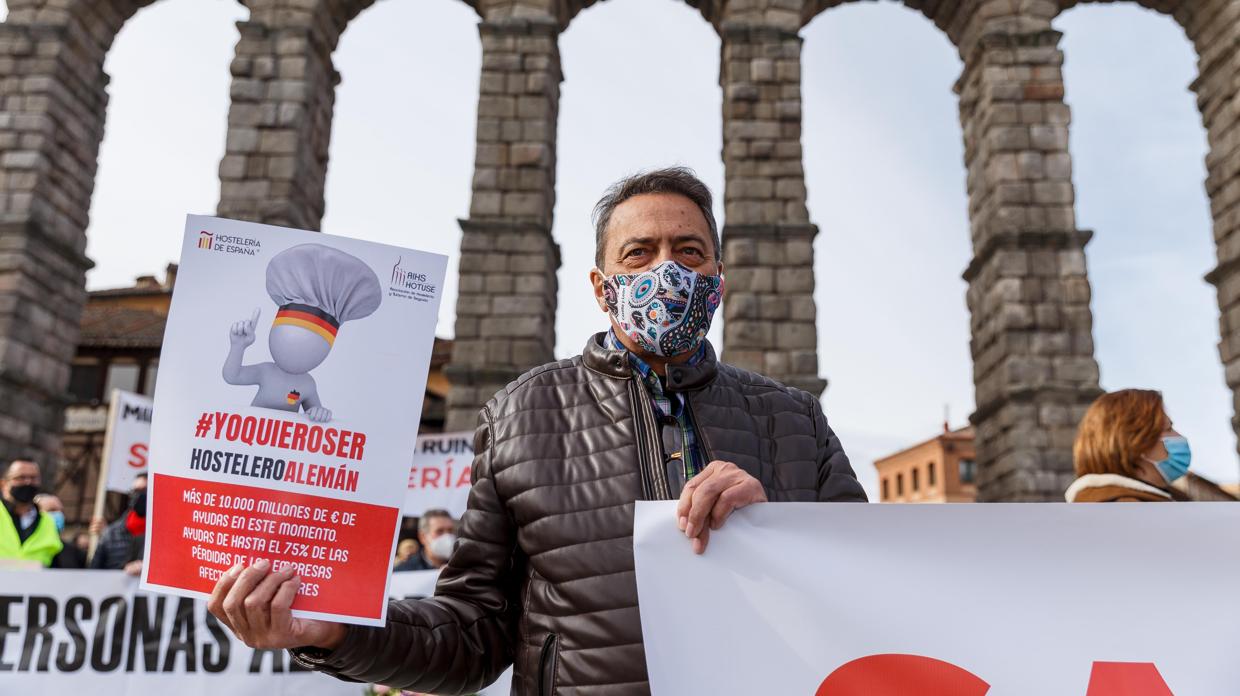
[266,244,382,342]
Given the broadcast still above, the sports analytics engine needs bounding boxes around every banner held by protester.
[633,501,1240,695]
[141,215,446,627]
[100,389,154,493]
[1,568,510,695]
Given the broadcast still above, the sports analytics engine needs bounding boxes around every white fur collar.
[1065,473,1171,502]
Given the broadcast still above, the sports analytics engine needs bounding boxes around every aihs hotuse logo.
[389,256,437,303]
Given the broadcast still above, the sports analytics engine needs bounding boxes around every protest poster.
[1,568,511,695]
[633,501,1240,695]
[404,432,474,517]
[100,389,153,493]
[141,215,446,627]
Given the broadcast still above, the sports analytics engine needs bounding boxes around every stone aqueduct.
[0,0,1234,501]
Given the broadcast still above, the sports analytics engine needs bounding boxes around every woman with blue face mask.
[1066,389,1192,503]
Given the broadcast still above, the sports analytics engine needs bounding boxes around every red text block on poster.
[147,473,400,621]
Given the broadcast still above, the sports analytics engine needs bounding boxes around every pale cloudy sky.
[10,0,1231,495]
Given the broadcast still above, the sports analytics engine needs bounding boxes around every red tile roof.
[78,306,167,349]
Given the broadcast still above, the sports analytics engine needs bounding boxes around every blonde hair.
[1073,389,1167,477]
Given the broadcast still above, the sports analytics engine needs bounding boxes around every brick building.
[875,426,978,504]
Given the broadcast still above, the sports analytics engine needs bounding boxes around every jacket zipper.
[539,632,559,696]
[627,376,671,500]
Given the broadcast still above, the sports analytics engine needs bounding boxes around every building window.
[959,459,976,484]
[142,360,159,396]
[928,462,936,487]
[104,361,141,396]
[896,473,904,497]
[912,468,920,492]
[881,478,889,501]
[68,362,103,403]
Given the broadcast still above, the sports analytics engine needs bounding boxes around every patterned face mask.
[599,260,724,358]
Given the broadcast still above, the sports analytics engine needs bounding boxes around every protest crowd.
[0,169,1227,696]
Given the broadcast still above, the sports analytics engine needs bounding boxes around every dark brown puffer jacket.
[294,332,866,694]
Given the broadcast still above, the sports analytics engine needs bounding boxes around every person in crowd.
[1066,389,1191,503]
[393,510,455,572]
[91,472,148,574]
[208,167,866,694]
[35,493,86,568]
[393,538,418,567]
[0,458,63,566]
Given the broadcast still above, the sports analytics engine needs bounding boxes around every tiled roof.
[88,286,172,298]
[78,306,167,349]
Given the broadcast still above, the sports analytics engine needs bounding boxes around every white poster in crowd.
[633,501,1240,695]
[102,389,153,492]
[1,569,509,695]
[404,432,474,517]
[142,215,446,627]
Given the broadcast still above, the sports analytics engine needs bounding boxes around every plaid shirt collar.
[606,329,707,400]
[606,330,710,482]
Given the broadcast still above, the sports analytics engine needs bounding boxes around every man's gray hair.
[418,508,453,534]
[591,167,721,268]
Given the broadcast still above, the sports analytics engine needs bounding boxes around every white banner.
[102,389,153,493]
[633,501,1240,695]
[404,432,474,518]
[1,569,509,695]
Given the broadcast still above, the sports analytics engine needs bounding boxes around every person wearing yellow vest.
[0,459,63,566]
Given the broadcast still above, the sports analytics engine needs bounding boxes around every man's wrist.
[310,622,348,651]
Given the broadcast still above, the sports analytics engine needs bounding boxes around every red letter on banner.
[816,654,990,696]
[1086,662,1173,695]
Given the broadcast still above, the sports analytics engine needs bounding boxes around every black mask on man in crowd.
[9,484,38,504]
[130,490,148,518]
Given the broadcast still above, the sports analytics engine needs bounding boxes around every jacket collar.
[582,331,718,392]
[1064,473,1172,503]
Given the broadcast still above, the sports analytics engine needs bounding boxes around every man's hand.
[675,460,767,555]
[123,560,143,576]
[230,308,261,348]
[207,560,347,651]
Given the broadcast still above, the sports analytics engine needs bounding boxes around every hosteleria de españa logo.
[198,231,213,249]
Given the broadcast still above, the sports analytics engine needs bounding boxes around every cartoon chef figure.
[222,243,382,423]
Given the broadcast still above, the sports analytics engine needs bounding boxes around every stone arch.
[0,0,250,470]
[773,0,1102,500]
[216,0,483,231]
[1058,0,1240,466]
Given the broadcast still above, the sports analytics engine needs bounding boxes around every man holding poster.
[209,168,865,694]
[141,215,447,628]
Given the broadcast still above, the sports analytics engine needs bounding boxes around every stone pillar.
[957,26,1102,501]
[1192,0,1240,465]
[216,2,345,230]
[444,16,561,431]
[0,4,135,471]
[719,20,826,396]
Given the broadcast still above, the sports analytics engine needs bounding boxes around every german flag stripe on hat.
[274,303,340,345]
